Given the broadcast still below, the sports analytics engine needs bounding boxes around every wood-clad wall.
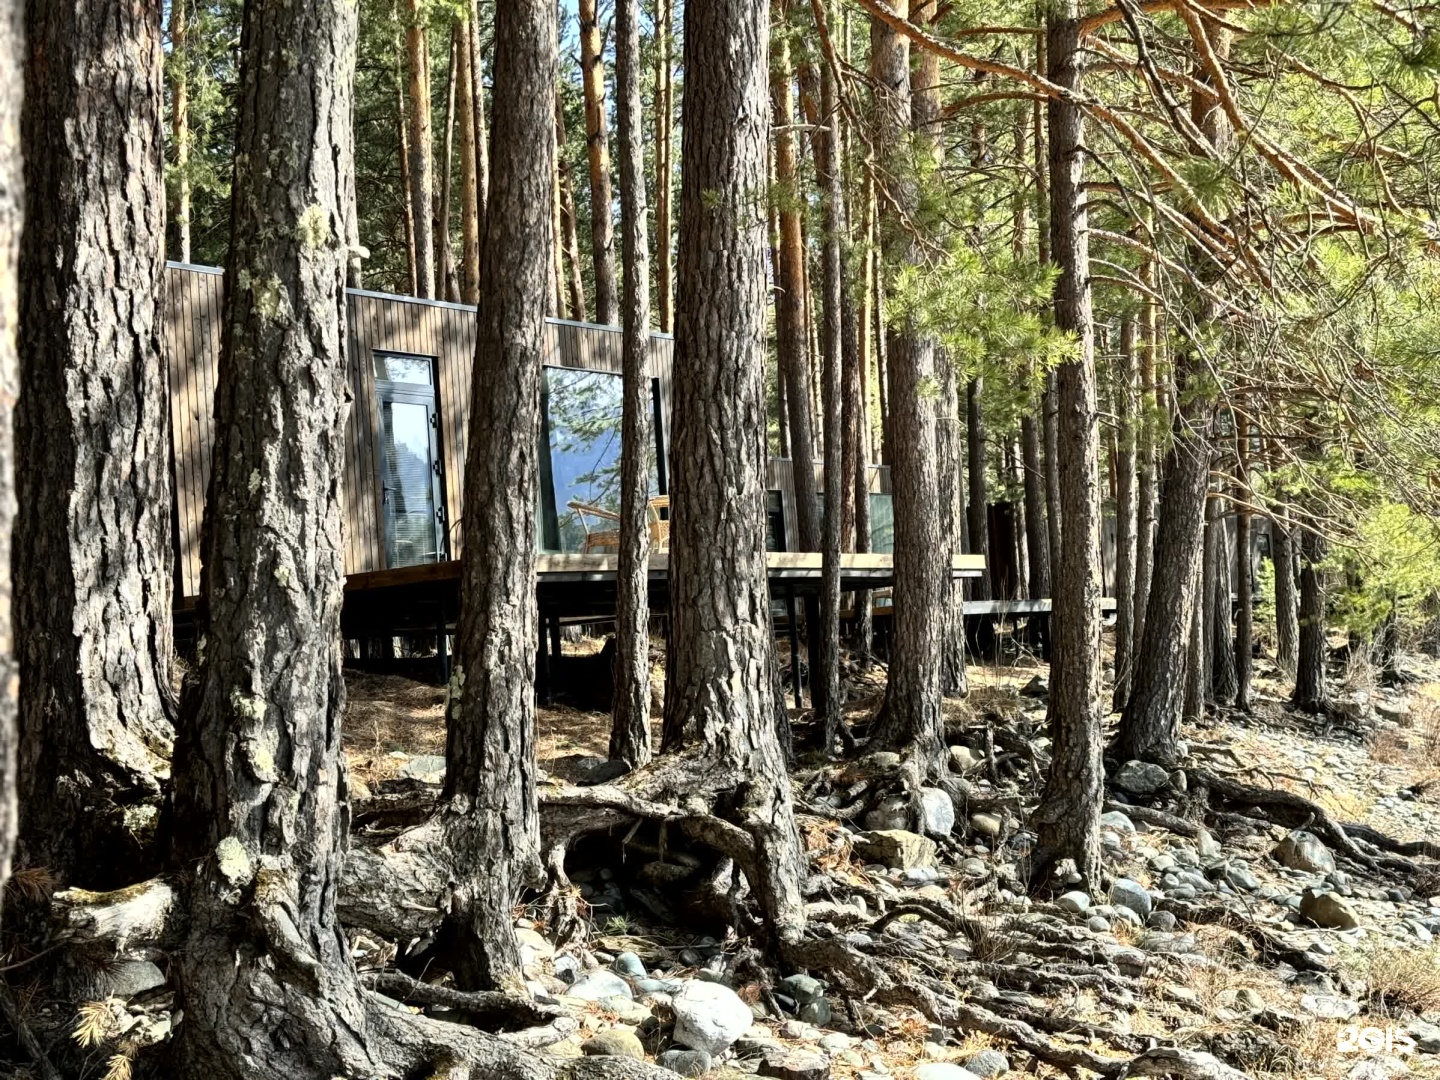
[765,459,892,552]
[165,264,676,601]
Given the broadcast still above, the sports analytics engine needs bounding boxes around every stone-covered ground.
[324,639,1440,1080]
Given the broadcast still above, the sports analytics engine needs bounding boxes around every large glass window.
[766,491,787,552]
[869,493,895,554]
[539,367,660,553]
[375,352,446,568]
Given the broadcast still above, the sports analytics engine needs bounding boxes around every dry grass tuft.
[6,866,59,903]
[72,1000,113,1048]
[1350,943,1440,1017]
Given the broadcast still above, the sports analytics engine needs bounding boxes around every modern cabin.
[161,263,936,625]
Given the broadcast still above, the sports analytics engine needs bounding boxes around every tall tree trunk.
[850,156,875,668]
[771,0,819,552]
[1183,556,1205,722]
[0,0,18,914]
[610,0,653,770]
[664,0,807,944]
[653,0,674,333]
[1112,317,1138,710]
[867,1,946,775]
[1032,0,1103,891]
[1021,414,1049,598]
[1132,262,1158,659]
[967,378,992,600]
[1208,494,1237,705]
[397,55,419,296]
[1273,509,1299,675]
[1234,415,1253,710]
[911,0,966,698]
[435,30,459,301]
[170,0,191,262]
[437,0,557,991]
[554,96,588,322]
[456,18,481,303]
[168,2,378,1072]
[17,0,173,890]
[405,0,435,297]
[550,111,564,317]
[814,46,845,746]
[468,4,489,232]
[578,0,618,323]
[1042,372,1062,583]
[1116,23,1230,764]
[1292,525,1328,713]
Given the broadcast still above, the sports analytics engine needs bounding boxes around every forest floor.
[332,631,1440,1080]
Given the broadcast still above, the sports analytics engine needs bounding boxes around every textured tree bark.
[772,0,820,553]
[966,379,992,600]
[1020,416,1050,599]
[397,58,419,296]
[850,162,875,667]
[434,0,556,993]
[1132,267,1158,658]
[457,18,481,304]
[550,112,565,318]
[1042,372,1062,580]
[1112,318,1138,710]
[868,1,947,775]
[0,0,18,914]
[814,51,845,744]
[17,0,173,890]
[555,97,589,323]
[167,2,379,1072]
[1272,511,1299,675]
[469,2,489,231]
[1207,495,1237,705]
[911,4,966,698]
[1116,20,1230,764]
[436,31,460,301]
[405,0,435,297]
[1183,555,1205,723]
[1234,416,1253,711]
[1292,526,1328,713]
[610,0,653,770]
[170,0,191,262]
[578,0,618,324]
[1032,2,1103,891]
[653,0,674,333]
[664,0,808,944]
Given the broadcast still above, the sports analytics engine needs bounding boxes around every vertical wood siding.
[165,264,678,601]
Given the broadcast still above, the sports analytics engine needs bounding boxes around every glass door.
[375,353,446,568]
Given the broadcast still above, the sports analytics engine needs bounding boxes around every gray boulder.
[568,971,634,1002]
[1301,888,1361,930]
[919,787,956,837]
[853,829,937,870]
[105,960,167,998]
[671,979,753,1055]
[1109,877,1154,919]
[1274,830,1336,874]
[582,1029,646,1060]
[657,1049,713,1077]
[758,1050,831,1080]
[964,1049,1010,1077]
[1114,760,1170,796]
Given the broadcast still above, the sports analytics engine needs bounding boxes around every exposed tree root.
[1104,799,1206,840]
[362,970,567,1030]
[1340,819,1440,860]
[0,980,61,1080]
[1187,769,1383,870]
[364,993,675,1080]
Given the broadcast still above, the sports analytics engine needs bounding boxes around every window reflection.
[539,367,659,553]
[869,493,894,554]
